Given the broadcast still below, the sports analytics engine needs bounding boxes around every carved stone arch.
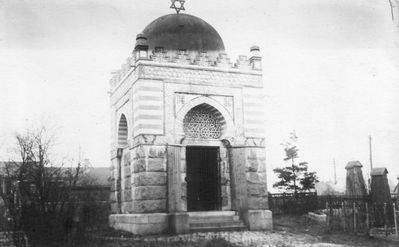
[175,96,234,141]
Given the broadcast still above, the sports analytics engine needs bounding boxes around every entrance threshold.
[188,211,236,217]
[188,211,246,232]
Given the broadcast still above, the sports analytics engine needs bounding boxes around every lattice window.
[183,108,222,139]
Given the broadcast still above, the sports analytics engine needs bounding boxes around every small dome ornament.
[170,0,186,14]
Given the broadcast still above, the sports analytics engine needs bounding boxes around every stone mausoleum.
[109,8,272,235]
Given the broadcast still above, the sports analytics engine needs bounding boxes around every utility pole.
[333,158,337,184]
[369,135,373,170]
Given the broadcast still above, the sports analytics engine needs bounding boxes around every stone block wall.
[121,151,132,213]
[109,148,133,214]
[219,146,232,210]
[242,87,265,138]
[229,145,268,212]
[167,145,187,212]
[131,79,164,137]
[109,151,119,214]
[109,213,169,235]
[229,147,249,212]
[245,147,268,210]
[130,145,168,213]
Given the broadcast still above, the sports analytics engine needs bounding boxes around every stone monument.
[108,4,271,235]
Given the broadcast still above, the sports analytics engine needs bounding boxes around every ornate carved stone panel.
[183,108,222,139]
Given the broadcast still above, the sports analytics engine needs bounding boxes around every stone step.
[188,211,237,217]
[189,215,240,223]
[188,211,247,232]
[190,221,246,228]
[189,224,247,232]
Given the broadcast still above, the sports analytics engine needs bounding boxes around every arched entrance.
[182,104,226,211]
[186,146,220,211]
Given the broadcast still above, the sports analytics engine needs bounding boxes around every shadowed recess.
[117,114,128,147]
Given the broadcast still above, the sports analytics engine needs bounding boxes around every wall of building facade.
[130,144,168,213]
[109,50,268,217]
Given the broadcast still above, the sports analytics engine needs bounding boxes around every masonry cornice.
[135,60,263,76]
[109,56,263,95]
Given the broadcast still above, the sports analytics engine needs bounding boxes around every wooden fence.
[269,192,398,236]
[323,196,370,233]
[268,192,318,214]
[326,200,397,235]
[269,193,398,234]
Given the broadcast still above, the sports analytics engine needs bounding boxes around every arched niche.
[175,96,234,142]
[117,114,128,148]
[183,104,226,139]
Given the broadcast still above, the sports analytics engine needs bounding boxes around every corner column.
[229,145,272,230]
[110,148,122,214]
[167,144,189,234]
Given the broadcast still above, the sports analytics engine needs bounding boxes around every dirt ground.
[84,215,399,247]
[272,214,399,247]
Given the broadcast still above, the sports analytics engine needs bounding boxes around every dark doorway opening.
[186,146,221,211]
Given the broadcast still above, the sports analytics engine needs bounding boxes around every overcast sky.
[0,0,398,189]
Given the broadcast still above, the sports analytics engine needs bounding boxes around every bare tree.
[0,126,84,246]
[0,161,25,245]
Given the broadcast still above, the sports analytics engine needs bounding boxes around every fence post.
[394,203,398,237]
[353,202,357,233]
[366,202,370,232]
[326,202,330,229]
[384,203,387,236]
[342,202,346,231]
[283,193,285,208]
[326,201,330,230]
[372,203,376,229]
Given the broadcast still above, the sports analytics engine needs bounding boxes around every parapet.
[109,46,263,89]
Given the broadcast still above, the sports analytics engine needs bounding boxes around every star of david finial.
[170,0,185,14]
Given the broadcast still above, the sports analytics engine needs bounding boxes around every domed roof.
[140,14,225,53]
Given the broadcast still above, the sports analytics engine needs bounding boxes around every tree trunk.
[292,157,297,195]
